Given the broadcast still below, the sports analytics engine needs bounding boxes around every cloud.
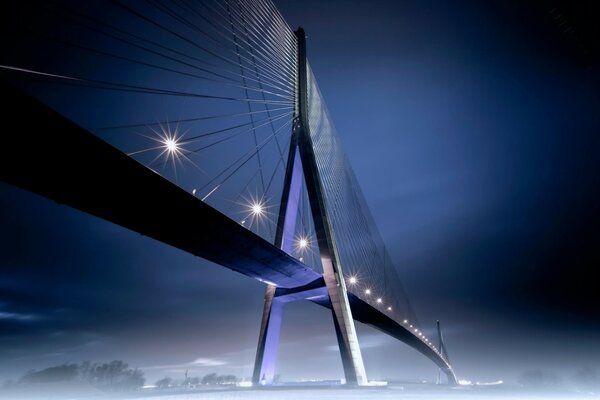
[190,358,226,367]
[143,357,226,371]
[0,311,39,321]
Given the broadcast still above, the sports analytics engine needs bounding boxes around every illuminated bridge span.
[0,0,456,385]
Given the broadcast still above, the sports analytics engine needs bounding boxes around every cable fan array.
[0,0,444,359]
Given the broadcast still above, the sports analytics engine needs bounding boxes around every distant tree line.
[155,372,239,389]
[2,360,144,392]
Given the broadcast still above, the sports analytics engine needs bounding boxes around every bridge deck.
[0,80,454,382]
[0,80,321,289]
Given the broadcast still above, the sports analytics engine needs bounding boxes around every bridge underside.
[0,80,319,289]
[316,294,456,382]
[0,80,456,384]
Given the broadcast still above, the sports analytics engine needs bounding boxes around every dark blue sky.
[275,0,600,380]
[1,0,599,385]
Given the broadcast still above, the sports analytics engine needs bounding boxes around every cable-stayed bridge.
[0,0,456,385]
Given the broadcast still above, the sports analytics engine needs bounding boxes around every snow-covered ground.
[127,385,597,400]
[2,383,597,399]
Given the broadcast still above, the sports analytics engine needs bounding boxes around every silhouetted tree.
[217,374,238,384]
[183,376,200,388]
[155,377,172,389]
[11,361,144,392]
[121,368,145,391]
[200,373,237,385]
[201,373,218,385]
[78,360,144,391]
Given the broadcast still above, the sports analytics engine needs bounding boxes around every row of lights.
[163,128,444,368]
[237,197,449,363]
[400,319,446,358]
[347,276,444,359]
[347,277,392,312]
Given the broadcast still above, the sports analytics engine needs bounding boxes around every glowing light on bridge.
[365,289,371,295]
[294,235,313,255]
[387,306,392,311]
[239,194,273,232]
[403,319,408,324]
[128,121,204,180]
[252,202,264,216]
[376,298,382,304]
[165,138,178,153]
[348,276,357,285]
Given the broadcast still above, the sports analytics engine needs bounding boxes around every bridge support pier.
[252,285,283,384]
[251,27,368,386]
[251,274,367,386]
[322,260,368,385]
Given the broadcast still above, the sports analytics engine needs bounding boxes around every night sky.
[1,0,599,386]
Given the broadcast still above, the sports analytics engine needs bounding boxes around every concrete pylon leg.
[322,257,368,385]
[251,146,302,385]
[252,285,283,385]
[252,26,368,386]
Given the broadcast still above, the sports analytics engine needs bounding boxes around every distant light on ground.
[475,380,504,386]
[365,380,387,386]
